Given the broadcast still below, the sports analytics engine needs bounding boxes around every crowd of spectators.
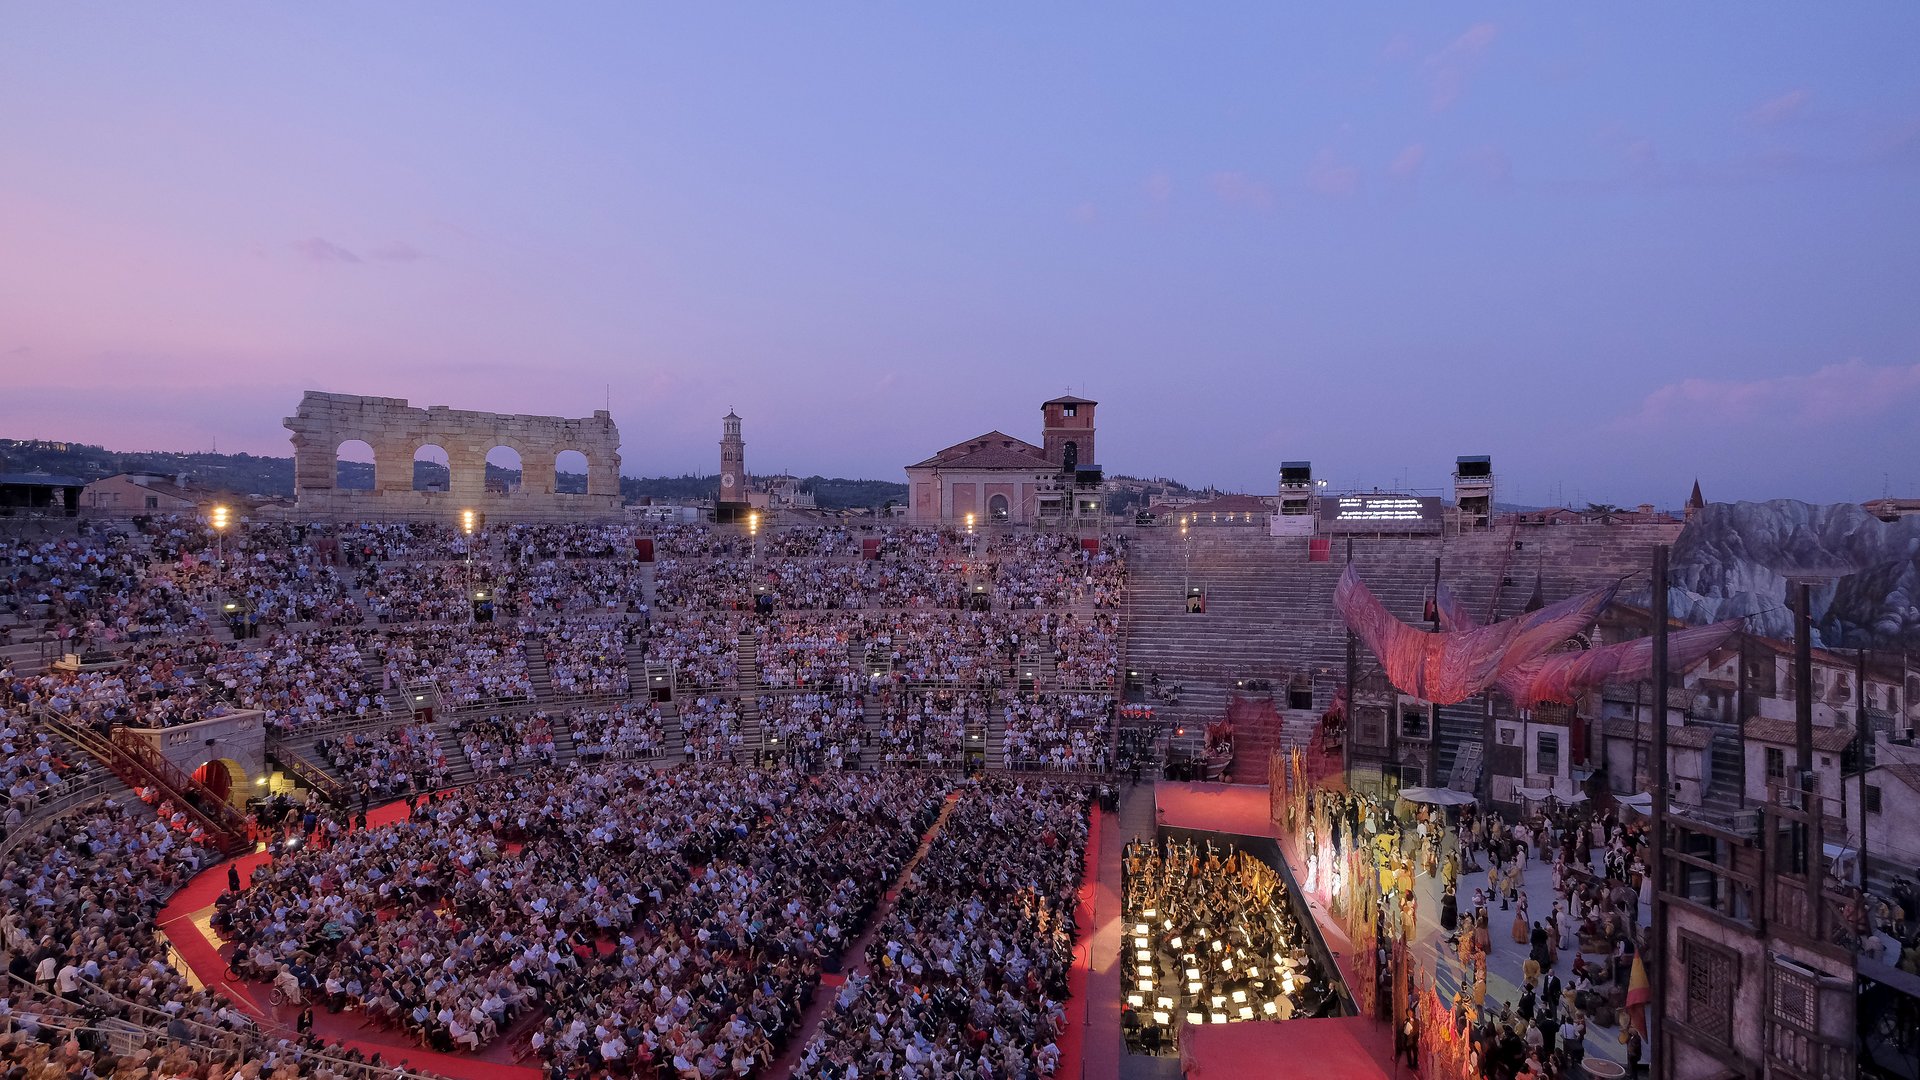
[533,618,633,698]
[874,688,981,768]
[1003,693,1112,772]
[0,517,1131,1076]
[215,765,948,1076]
[678,695,746,763]
[312,722,449,796]
[757,614,857,690]
[381,626,532,707]
[797,778,1089,1079]
[567,703,667,763]
[451,710,558,777]
[0,714,102,824]
[644,614,741,689]
[758,692,866,769]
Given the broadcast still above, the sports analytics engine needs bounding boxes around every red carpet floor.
[1056,803,1103,1080]
[1154,780,1280,839]
[156,797,542,1080]
[1078,799,1125,1080]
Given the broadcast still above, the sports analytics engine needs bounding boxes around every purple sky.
[3,5,1917,505]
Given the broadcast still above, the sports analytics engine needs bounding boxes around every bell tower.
[718,410,748,513]
[1041,394,1097,470]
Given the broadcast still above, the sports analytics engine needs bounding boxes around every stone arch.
[484,445,524,495]
[336,439,376,491]
[555,449,591,495]
[413,443,452,492]
[988,492,1009,520]
[189,756,252,807]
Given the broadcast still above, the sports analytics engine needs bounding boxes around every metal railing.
[0,773,129,861]
[109,725,252,844]
[38,710,251,855]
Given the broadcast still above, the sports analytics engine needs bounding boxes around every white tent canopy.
[1399,787,1478,806]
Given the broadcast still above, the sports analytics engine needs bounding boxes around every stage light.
[1263,1001,1278,1016]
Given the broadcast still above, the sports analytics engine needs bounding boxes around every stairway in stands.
[736,629,764,761]
[43,712,253,854]
[528,649,555,702]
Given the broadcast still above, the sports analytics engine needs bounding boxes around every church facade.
[904,395,1102,524]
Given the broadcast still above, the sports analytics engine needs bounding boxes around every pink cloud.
[1749,88,1810,126]
[1306,149,1362,197]
[369,241,426,263]
[1388,143,1428,179]
[1208,171,1274,213]
[1422,22,1498,111]
[1613,359,1920,431]
[291,237,361,264]
[1143,172,1174,203]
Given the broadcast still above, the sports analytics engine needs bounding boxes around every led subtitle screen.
[1318,495,1442,533]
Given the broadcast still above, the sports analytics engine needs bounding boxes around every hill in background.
[0,440,907,511]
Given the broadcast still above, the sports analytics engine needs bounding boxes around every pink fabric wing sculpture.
[1432,583,1743,707]
[1334,564,1616,705]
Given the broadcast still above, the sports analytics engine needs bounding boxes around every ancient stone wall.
[284,391,623,519]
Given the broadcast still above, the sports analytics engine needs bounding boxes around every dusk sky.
[3,5,1917,506]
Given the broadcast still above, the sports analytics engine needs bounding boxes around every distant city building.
[82,472,209,513]
[905,394,1103,524]
[748,474,817,511]
[1864,497,1920,522]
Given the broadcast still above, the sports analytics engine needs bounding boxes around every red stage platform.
[1154,780,1278,839]
[1180,1015,1391,1079]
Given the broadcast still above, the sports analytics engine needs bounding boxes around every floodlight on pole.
[210,504,231,568]
[460,508,478,621]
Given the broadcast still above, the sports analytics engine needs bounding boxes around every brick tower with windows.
[1041,395,1097,472]
[716,410,749,522]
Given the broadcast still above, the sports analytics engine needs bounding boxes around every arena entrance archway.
[190,757,251,807]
